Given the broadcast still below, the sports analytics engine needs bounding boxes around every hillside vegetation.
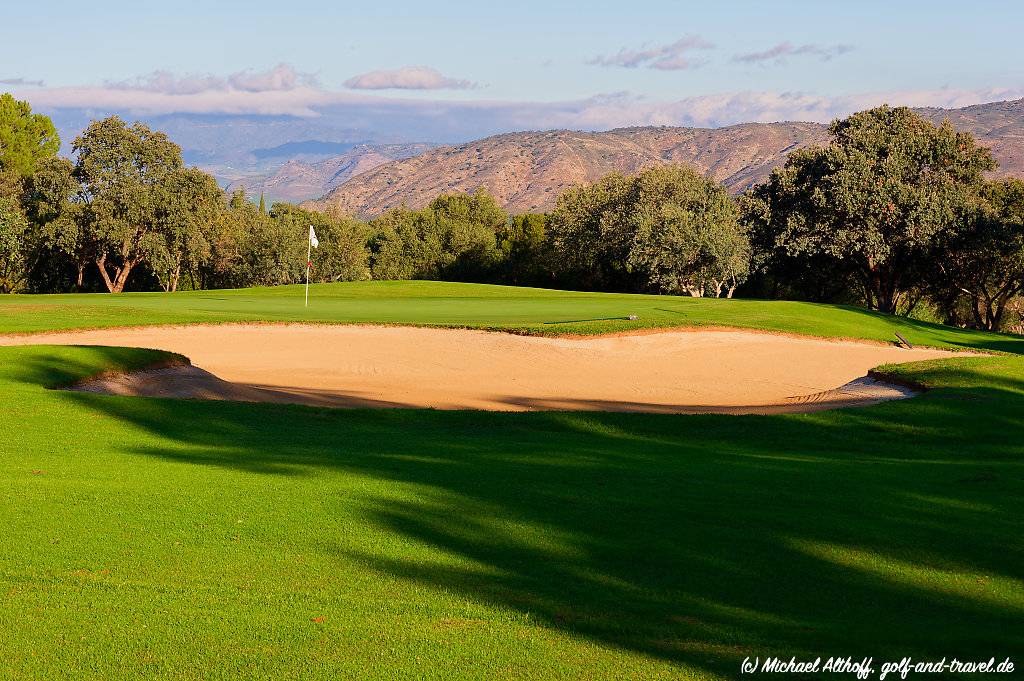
[226,143,433,204]
[308,99,1024,217]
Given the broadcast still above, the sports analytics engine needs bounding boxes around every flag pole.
[305,227,311,307]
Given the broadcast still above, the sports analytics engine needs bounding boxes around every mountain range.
[224,143,433,204]
[304,98,1024,218]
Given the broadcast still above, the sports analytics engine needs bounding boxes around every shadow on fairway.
[10,345,1024,677]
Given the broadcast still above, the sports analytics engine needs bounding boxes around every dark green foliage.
[626,165,749,297]
[368,190,504,281]
[269,203,368,283]
[546,172,635,291]
[548,166,750,296]
[930,179,1024,330]
[496,213,552,285]
[201,191,299,289]
[0,195,32,292]
[72,117,185,292]
[147,167,224,291]
[745,106,996,313]
[23,157,93,290]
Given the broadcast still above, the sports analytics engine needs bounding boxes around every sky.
[4,0,1024,140]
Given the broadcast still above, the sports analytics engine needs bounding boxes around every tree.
[425,190,504,279]
[258,192,266,214]
[497,213,550,285]
[547,173,635,291]
[148,167,224,292]
[269,203,368,283]
[745,106,995,314]
[202,192,309,289]
[548,165,749,296]
[625,165,749,297]
[367,207,423,280]
[24,157,94,289]
[0,196,32,292]
[0,93,60,177]
[367,190,505,281]
[73,117,184,292]
[933,179,1024,330]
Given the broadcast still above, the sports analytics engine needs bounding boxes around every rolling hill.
[306,99,1024,218]
[225,143,433,204]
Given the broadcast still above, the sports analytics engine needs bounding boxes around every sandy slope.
[0,324,958,413]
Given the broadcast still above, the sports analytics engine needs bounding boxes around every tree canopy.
[0,93,60,178]
[73,117,185,292]
[549,165,749,296]
[932,179,1024,330]
[3,106,1024,332]
[745,105,996,313]
[368,190,504,281]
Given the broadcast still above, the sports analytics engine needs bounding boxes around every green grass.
[1,280,1021,353]
[0,282,1022,679]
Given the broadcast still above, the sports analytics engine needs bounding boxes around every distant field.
[0,280,1020,353]
[0,282,1021,679]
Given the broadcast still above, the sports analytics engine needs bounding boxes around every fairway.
[1,282,1022,680]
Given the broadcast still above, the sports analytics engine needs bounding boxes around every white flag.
[309,225,319,249]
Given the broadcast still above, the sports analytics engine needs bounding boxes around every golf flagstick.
[305,225,319,307]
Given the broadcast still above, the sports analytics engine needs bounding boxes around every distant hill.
[915,98,1024,178]
[226,143,433,204]
[306,99,1024,218]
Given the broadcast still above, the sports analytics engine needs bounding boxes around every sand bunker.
[0,324,957,413]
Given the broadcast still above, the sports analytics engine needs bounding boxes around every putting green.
[0,280,1018,354]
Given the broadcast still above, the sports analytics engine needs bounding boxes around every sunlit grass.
[0,284,1021,679]
[0,280,1021,353]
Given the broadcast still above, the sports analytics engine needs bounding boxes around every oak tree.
[746,106,995,313]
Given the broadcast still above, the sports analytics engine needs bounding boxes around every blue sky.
[4,0,1024,137]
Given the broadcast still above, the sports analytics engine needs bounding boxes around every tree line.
[2,92,1023,332]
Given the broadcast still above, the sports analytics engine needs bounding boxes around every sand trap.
[0,324,957,413]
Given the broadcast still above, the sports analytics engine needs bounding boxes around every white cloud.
[19,85,332,117]
[105,71,228,95]
[104,63,316,96]
[525,87,1024,130]
[734,42,855,65]
[344,66,476,90]
[589,36,715,70]
[229,63,316,92]
[1,77,45,87]
[11,69,1023,133]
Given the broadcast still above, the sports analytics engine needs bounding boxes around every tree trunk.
[75,262,85,290]
[111,261,135,293]
[170,264,181,293]
[96,253,115,293]
[96,253,136,294]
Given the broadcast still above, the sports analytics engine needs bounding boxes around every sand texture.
[0,324,956,413]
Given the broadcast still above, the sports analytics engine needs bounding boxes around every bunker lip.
[0,324,960,414]
[64,364,926,414]
[0,318,989,351]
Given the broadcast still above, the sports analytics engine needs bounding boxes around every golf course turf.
[0,282,1021,679]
